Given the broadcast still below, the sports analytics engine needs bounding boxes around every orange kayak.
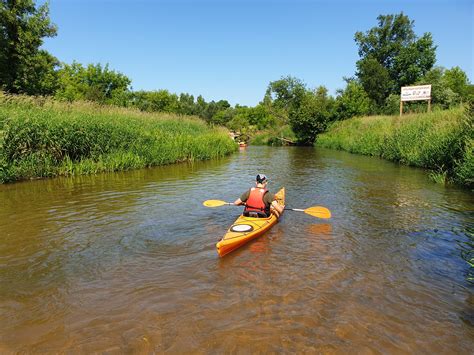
[216,188,285,257]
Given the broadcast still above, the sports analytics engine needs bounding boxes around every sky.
[41,0,473,106]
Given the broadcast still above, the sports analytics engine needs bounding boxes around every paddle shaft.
[203,200,331,219]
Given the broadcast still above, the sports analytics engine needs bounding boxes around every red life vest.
[244,187,269,215]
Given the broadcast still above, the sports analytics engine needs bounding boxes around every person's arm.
[271,200,284,214]
[234,190,250,206]
[234,198,244,206]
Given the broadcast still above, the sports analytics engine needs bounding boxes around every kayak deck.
[216,188,285,257]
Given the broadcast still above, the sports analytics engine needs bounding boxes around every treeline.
[1,2,472,146]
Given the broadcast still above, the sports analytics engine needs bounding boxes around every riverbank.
[316,106,473,187]
[0,94,237,183]
[248,125,297,146]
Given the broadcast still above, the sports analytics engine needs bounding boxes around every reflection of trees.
[460,226,474,283]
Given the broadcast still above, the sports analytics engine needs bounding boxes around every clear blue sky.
[41,0,473,106]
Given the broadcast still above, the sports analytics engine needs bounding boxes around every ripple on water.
[0,147,473,352]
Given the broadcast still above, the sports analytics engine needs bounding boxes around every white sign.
[401,85,431,101]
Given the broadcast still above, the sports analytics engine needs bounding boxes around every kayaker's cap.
[256,174,267,183]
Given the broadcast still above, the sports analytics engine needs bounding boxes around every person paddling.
[233,174,285,218]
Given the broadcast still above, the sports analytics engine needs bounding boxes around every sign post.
[400,85,432,116]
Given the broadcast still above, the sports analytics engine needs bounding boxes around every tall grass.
[0,93,237,183]
[316,106,473,187]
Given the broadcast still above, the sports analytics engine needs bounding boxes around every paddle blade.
[203,199,229,207]
[304,206,332,219]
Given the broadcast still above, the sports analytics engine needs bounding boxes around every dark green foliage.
[418,67,453,108]
[131,90,179,113]
[55,62,131,104]
[289,87,334,145]
[0,155,14,183]
[202,100,231,122]
[225,105,275,130]
[466,85,474,102]
[266,76,306,111]
[333,81,371,120]
[382,94,401,115]
[356,57,392,106]
[178,93,196,115]
[444,67,471,99]
[264,77,336,145]
[392,33,436,88]
[354,13,436,105]
[414,66,472,110]
[0,0,59,95]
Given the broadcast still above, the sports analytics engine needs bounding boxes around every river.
[0,146,473,352]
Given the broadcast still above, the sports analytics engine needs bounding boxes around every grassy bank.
[316,106,473,187]
[0,94,237,183]
[249,125,297,146]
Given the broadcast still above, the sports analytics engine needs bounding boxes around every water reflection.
[459,226,474,283]
[0,146,473,352]
[307,223,333,236]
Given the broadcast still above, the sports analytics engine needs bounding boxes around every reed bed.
[316,106,473,187]
[0,93,237,183]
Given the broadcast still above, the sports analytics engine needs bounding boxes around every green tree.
[266,76,306,111]
[227,111,250,132]
[222,104,275,130]
[416,66,471,109]
[333,80,371,120]
[195,95,208,118]
[55,62,131,104]
[289,86,333,145]
[131,90,179,113]
[178,93,195,115]
[246,104,275,129]
[443,66,471,100]
[354,13,436,106]
[382,94,402,115]
[0,0,59,95]
[212,108,234,126]
[205,99,230,121]
[146,90,179,112]
[355,57,391,106]
[466,85,474,103]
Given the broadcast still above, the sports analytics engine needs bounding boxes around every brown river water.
[1,147,473,353]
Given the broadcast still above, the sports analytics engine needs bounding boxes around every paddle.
[202,199,331,219]
[203,199,234,207]
[284,206,331,219]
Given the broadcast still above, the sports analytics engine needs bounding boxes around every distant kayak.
[216,188,285,257]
